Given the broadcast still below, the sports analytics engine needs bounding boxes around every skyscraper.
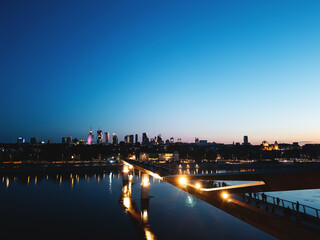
[243,136,249,145]
[97,129,103,144]
[125,135,130,144]
[142,133,149,145]
[195,137,199,144]
[112,133,118,145]
[86,128,94,145]
[135,134,138,143]
[170,137,174,143]
[129,135,134,144]
[104,132,109,144]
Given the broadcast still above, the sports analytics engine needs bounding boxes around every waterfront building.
[86,128,94,145]
[104,132,109,144]
[112,133,118,145]
[97,129,103,144]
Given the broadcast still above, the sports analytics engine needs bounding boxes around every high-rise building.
[62,137,68,144]
[125,135,130,144]
[129,135,134,144]
[97,129,103,144]
[142,133,149,145]
[195,137,199,144]
[170,137,174,143]
[135,134,138,143]
[177,138,182,143]
[86,128,94,145]
[243,136,249,145]
[112,133,118,145]
[104,132,109,144]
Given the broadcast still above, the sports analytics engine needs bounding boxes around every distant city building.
[129,135,134,144]
[243,136,249,145]
[125,135,130,144]
[142,133,149,145]
[262,141,279,151]
[293,142,300,147]
[199,140,208,145]
[47,140,52,144]
[195,137,199,144]
[73,138,79,145]
[80,139,85,145]
[62,137,68,144]
[97,129,103,144]
[30,137,38,145]
[112,133,118,145]
[135,134,138,143]
[157,134,163,144]
[104,132,109,144]
[67,136,72,144]
[17,137,25,144]
[165,139,170,145]
[170,137,174,143]
[177,138,182,143]
[86,128,94,145]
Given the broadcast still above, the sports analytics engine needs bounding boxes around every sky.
[0,0,320,144]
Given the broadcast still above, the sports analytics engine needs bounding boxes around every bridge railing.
[246,192,320,219]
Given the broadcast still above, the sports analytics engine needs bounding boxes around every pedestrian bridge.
[122,160,320,240]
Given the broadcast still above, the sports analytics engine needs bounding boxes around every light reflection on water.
[0,169,275,240]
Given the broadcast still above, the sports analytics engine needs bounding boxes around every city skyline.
[9,127,314,146]
[1,1,320,144]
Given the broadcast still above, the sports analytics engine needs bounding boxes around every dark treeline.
[0,142,319,162]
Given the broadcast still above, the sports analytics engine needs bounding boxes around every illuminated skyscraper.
[104,132,109,144]
[112,133,118,145]
[97,129,103,144]
[86,128,94,145]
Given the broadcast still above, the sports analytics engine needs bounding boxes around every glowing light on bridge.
[222,192,229,200]
[123,165,129,173]
[195,183,201,189]
[179,176,187,186]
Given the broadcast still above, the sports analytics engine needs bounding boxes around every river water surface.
[0,168,277,240]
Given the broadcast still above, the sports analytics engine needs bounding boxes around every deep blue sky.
[1,0,320,144]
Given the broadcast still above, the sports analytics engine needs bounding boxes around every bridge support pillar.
[141,173,149,200]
